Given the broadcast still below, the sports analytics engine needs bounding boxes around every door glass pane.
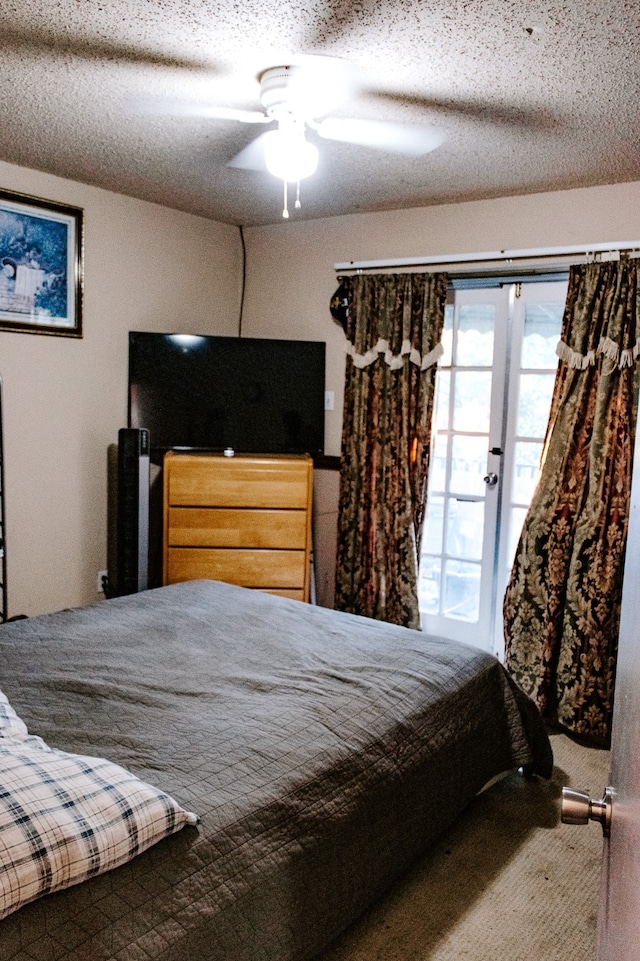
[452,371,492,432]
[456,305,495,366]
[522,305,562,369]
[450,435,487,496]
[507,506,528,566]
[443,560,481,620]
[433,371,451,431]
[446,499,484,561]
[440,305,453,366]
[429,431,448,492]
[418,555,441,614]
[512,441,543,503]
[422,495,444,553]
[516,373,555,437]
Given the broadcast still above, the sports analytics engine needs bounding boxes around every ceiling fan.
[163,55,446,218]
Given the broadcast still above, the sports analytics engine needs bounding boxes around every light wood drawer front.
[263,588,305,601]
[168,459,310,509]
[166,548,307,589]
[167,508,308,549]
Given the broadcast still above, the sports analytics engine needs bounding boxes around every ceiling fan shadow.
[1,24,218,72]
[370,89,562,131]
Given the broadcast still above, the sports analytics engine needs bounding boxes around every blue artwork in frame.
[0,188,83,337]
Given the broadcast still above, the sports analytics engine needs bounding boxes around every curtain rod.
[334,241,640,274]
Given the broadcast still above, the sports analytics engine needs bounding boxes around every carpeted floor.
[318,733,609,961]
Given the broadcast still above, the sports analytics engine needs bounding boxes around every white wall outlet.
[97,570,108,593]
[324,390,335,411]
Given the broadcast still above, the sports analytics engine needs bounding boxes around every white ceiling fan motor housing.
[258,59,354,122]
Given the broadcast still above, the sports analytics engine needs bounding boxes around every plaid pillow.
[0,688,48,750]
[0,743,198,920]
[0,688,29,741]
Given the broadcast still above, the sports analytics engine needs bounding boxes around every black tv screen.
[128,332,326,456]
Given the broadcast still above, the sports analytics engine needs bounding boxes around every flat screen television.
[128,331,326,456]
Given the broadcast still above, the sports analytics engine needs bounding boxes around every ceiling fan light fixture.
[263,127,319,183]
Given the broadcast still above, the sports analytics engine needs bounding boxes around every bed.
[0,578,552,961]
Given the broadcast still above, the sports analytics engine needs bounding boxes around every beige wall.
[0,161,242,617]
[2,163,639,618]
[241,181,640,606]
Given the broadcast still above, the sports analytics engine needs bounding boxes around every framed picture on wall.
[0,188,83,338]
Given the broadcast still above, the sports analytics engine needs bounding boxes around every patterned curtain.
[333,272,448,629]
[504,260,640,747]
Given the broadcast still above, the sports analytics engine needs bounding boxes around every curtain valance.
[557,335,640,370]
[332,273,446,371]
[345,338,443,370]
[554,260,640,371]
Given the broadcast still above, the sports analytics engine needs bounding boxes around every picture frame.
[0,188,83,338]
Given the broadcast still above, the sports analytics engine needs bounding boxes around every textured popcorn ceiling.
[1,0,639,226]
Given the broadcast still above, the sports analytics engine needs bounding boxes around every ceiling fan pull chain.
[282,180,289,219]
[295,181,302,209]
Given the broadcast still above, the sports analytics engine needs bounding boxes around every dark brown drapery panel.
[504,260,640,746]
[333,272,448,629]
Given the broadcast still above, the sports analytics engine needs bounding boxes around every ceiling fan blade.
[203,106,271,124]
[137,100,271,124]
[316,117,445,156]
[226,132,273,171]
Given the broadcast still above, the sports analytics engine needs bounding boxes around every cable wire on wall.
[238,225,246,337]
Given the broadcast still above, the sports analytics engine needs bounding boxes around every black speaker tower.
[116,427,150,595]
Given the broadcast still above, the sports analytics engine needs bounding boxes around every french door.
[418,279,568,656]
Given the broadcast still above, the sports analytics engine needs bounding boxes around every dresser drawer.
[165,548,307,589]
[166,507,308,549]
[263,588,305,601]
[167,456,311,509]
[162,452,312,601]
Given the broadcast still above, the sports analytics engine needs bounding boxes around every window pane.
[433,371,450,432]
[522,303,563,369]
[422,495,444,553]
[506,506,529,568]
[455,305,495,367]
[429,431,448,493]
[450,435,487,496]
[443,560,480,621]
[418,555,441,614]
[516,373,555,438]
[440,305,453,367]
[512,441,543,504]
[452,371,492,433]
[446,499,484,561]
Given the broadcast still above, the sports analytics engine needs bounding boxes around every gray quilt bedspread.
[0,579,552,961]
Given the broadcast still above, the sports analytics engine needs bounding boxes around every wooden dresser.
[162,452,313,601]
